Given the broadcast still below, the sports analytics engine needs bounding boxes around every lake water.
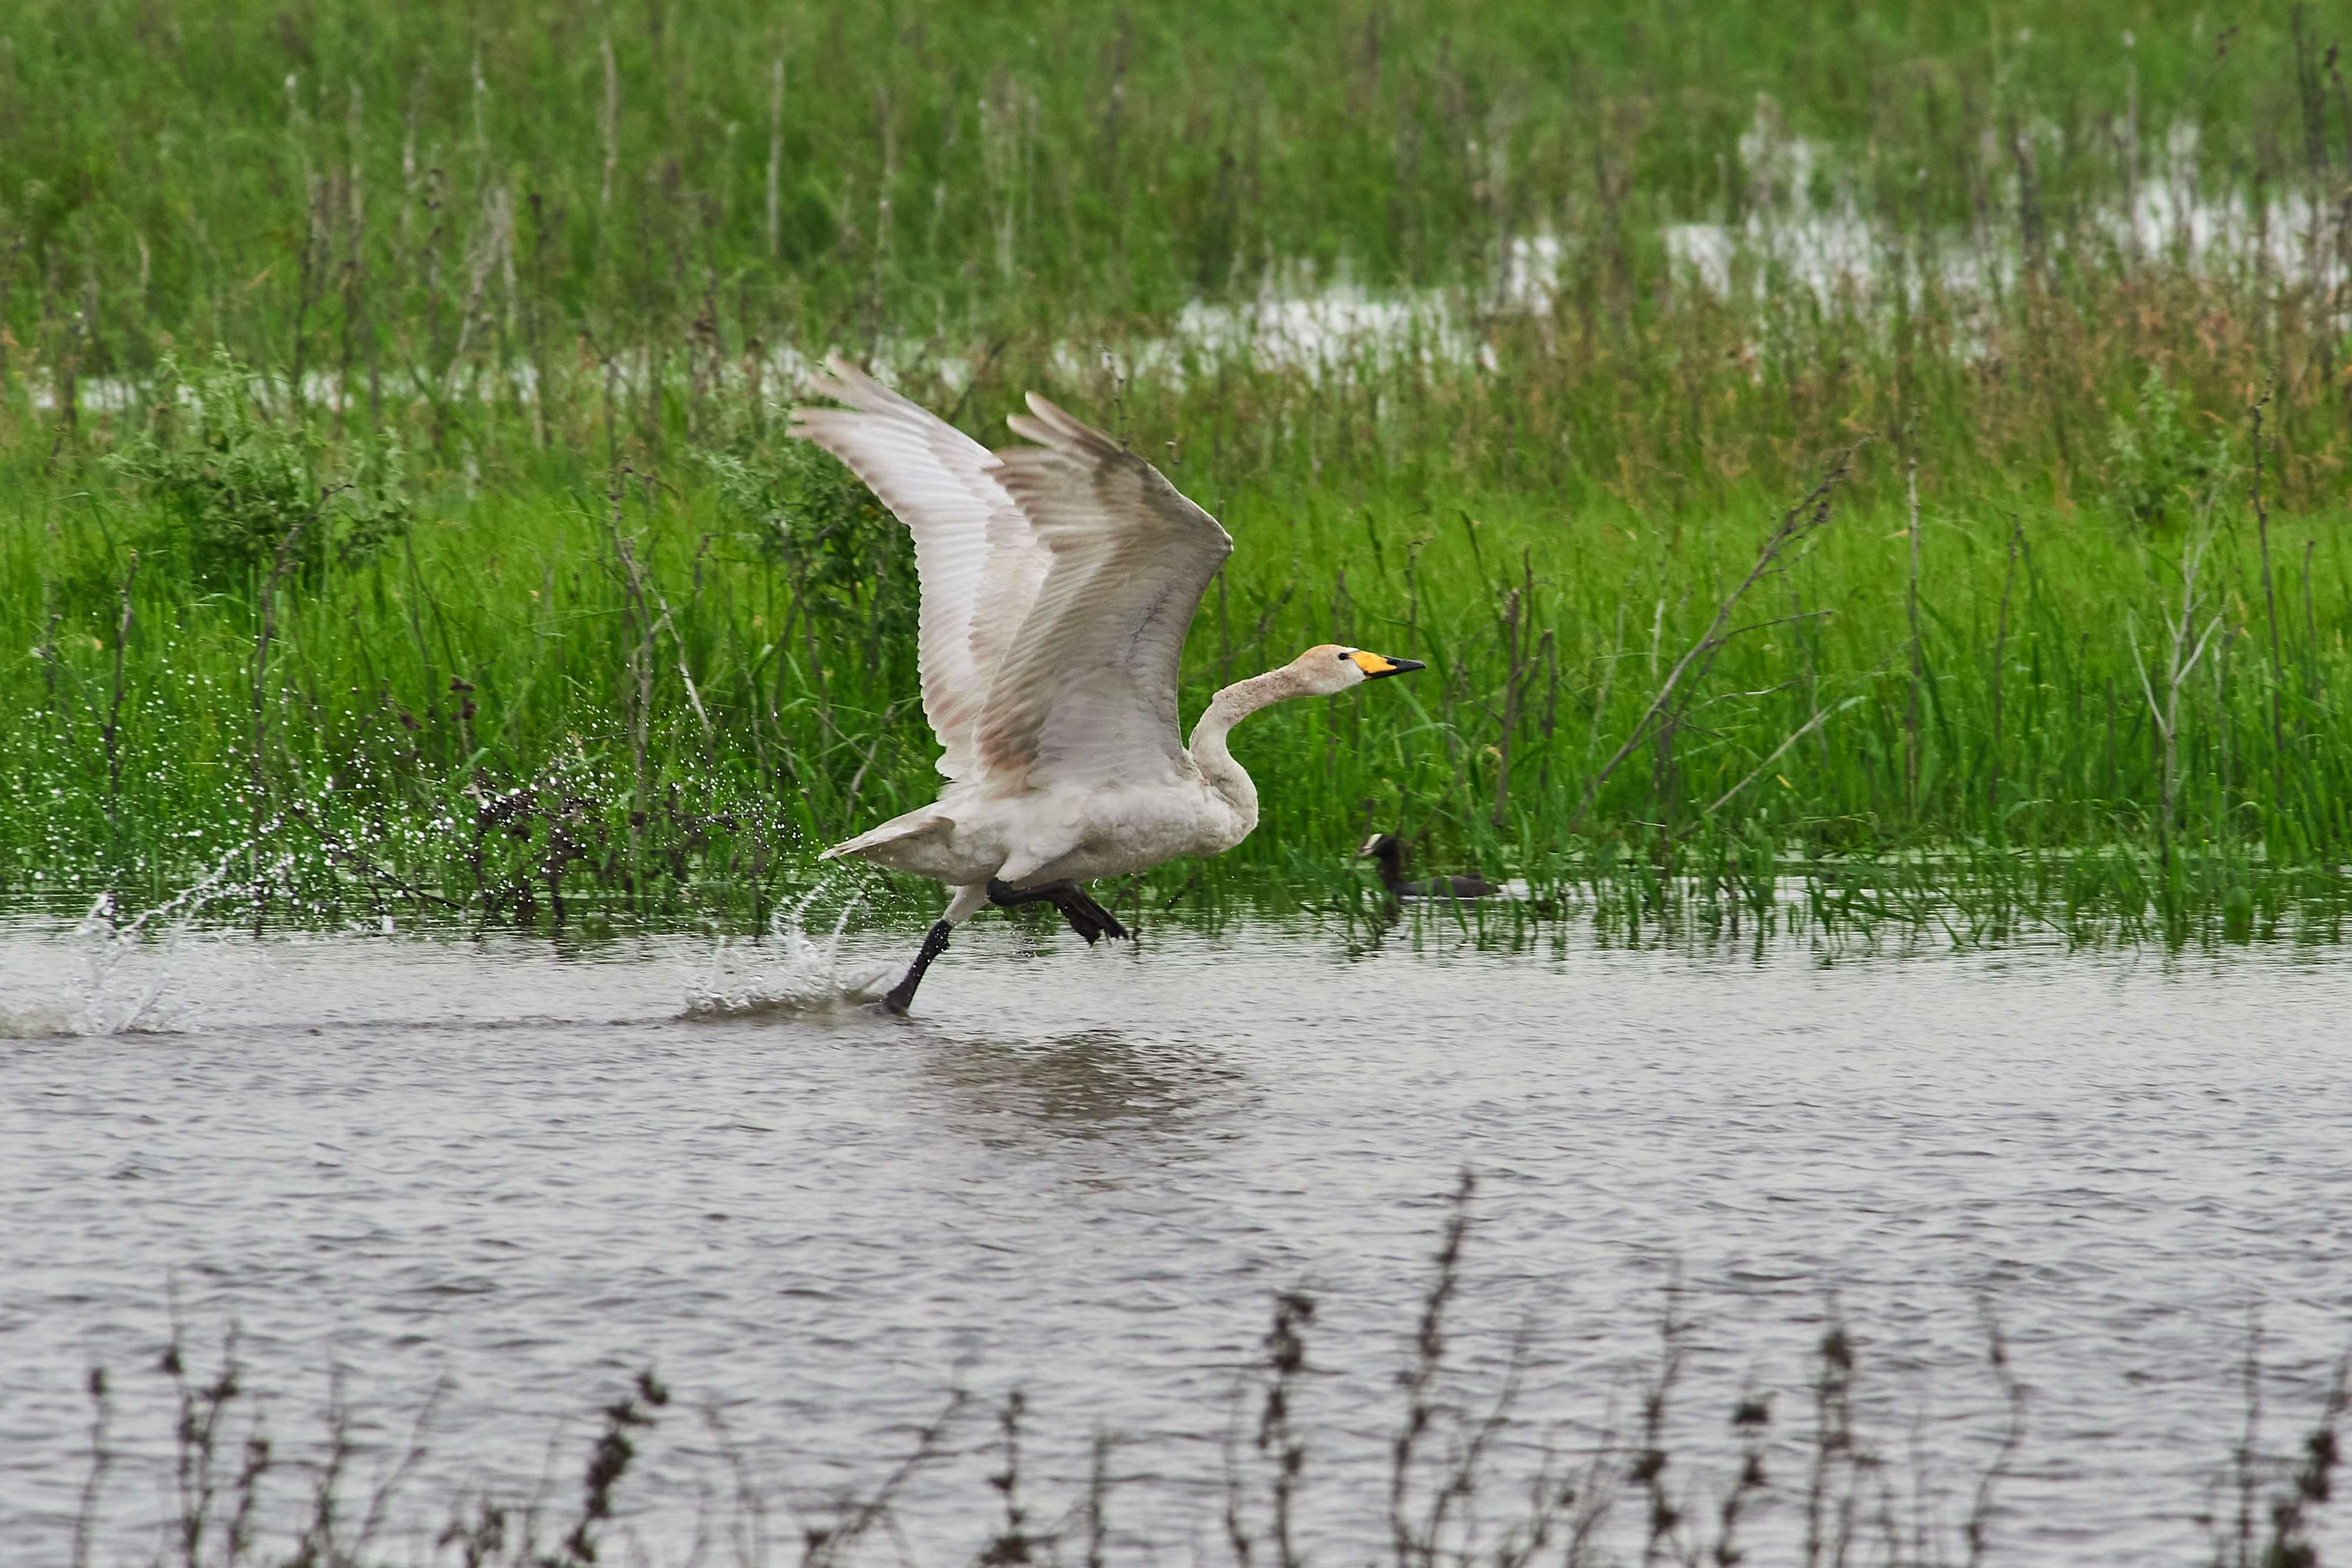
[3,909,2348,1564]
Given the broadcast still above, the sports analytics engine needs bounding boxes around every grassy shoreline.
[12,374,2352,942]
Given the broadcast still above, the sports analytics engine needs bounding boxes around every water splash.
[0,892,199,1038]
[64,892,187,1035]
[1,841,292,1038]
[683,883,894,1019]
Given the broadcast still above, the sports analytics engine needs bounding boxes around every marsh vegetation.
[8,0,2352,941]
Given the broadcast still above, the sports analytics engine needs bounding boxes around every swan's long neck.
[1185,668,1299,834]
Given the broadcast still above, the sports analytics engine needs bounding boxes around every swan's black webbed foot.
[988,880,1131,945]
[1050,885,1128,944]
[880,920,954,1014]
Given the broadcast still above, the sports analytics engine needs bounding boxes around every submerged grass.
[38,1176,2352,1567]
[6,0,2352,941]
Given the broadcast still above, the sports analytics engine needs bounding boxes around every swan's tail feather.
[821,808,952,862]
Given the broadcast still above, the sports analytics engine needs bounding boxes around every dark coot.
[1358,834,1502,900]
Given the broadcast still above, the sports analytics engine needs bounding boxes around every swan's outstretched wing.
[974,395,1234,793]
[786,358,1048,780]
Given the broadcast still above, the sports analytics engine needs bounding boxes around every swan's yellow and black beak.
[1350,650,1425,680]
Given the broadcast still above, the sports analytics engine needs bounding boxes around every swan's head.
[1288,644,1425,697]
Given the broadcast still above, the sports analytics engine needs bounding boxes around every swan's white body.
[823,667,1287,890]
[789,360,1418,1007]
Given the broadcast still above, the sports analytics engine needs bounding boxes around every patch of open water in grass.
[2,913,2348,1563]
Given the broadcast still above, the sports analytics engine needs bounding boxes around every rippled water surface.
[4,912,2350,1564]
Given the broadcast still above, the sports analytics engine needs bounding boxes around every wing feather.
[974,395,1234,793]
[786,359,1047,778]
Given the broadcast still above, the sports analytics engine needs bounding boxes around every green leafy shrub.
[2106,367,2237,527]
[109,352,411,587]
[702,432,917,638]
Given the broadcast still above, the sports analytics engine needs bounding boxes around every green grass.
[11,384,2352,944]
[5,0,2344,355]
[6,0,2352,941]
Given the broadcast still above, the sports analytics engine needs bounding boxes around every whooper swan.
[790,359,1422,1012]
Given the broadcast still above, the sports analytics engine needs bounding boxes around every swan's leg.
[880,923,951,1014]
[881,884,987,1015]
